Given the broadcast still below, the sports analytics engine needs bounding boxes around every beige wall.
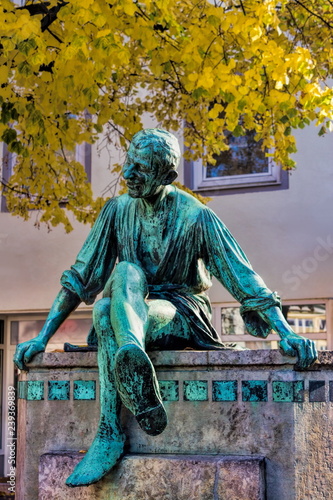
[207,126,333,303]
[0,125,332,313]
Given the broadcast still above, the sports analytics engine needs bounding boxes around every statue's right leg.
[66,297,125,488]
[108,262,167,437]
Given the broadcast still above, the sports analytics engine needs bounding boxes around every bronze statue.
[14,129,317,487]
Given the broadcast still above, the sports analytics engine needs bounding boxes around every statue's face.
[122,143,167,199]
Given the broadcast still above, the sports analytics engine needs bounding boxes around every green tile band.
[272,381,304,402]
[27,381,44,401]
[159,381,179,401]
[18,381,27,399]
[212,381,237,402]
[242,380,268,402]
[184,380,208,401]
[73,380,96,400]
[17,378,326,404]
[48,381,70,401]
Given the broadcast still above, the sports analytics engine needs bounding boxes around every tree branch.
[291,0,332,29]
[41,1,69,32]
[17,1,69,34]
[39,61,55,73]
[46,27,63,44]
[239,0,246,16]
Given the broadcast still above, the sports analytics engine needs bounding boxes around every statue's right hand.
[13,338,46,370]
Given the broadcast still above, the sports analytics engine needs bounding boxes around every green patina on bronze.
[184,380,208,401]
[213,380,238,402]
[272,381,304,403]
[242,380,268,402]
[73,380,96,400]
[18,381,27,399]
[27,381,44,401]
[14,128,317,487]
[48,381,70,401]
[19,378,331,404]
[159,380,179,402]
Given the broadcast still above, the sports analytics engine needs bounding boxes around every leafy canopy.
[0,0,332,231]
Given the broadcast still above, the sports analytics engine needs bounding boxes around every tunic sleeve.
[201,208,281,338]
[60,198,118,305]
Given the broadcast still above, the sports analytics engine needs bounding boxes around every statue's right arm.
[13,287,81,370]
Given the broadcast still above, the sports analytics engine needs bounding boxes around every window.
[212,300,331,351]
[0,142,92,212]
[184,130,289,195]
[10,316,92,351]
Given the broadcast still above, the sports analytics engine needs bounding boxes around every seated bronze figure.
[14,129,317,487]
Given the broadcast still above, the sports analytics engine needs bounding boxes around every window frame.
[184,130,289,195]
[192,155,281,190]
[1,309,93,475]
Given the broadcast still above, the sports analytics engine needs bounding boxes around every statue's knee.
[111,261,148,295]
[93,298,111,328]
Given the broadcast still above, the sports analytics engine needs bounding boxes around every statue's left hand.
[279,332,317,369]
[13,337,46,370]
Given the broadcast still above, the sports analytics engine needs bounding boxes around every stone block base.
[39,452,265,500]
[19,351,333,499]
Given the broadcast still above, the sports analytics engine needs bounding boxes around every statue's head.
[122,129,180,199]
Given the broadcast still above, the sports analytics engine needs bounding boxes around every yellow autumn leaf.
[0,0,332,230]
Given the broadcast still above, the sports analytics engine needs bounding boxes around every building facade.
[0,124,332,475]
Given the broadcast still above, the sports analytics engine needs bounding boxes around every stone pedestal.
[39,453,265,500]
[16,350,333,500]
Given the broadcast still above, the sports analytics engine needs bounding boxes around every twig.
[46,27,63,44]
[291,0,332,29]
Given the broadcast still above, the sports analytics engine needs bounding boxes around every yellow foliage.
[0,0,332,230]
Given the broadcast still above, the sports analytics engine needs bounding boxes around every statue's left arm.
[200,208,317,369]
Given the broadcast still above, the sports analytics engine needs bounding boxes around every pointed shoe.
[114,343,167,436]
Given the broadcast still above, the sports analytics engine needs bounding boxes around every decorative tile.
[212,381,237,402]
[309,381,326,402]
[184,381,208,401]
[329,381,333,402]
[48,381,70,401]
[18,381,27,399]
[27,381,44,401]
[293,381,305,402]
[73,380,96,400]
[272,381,304,402]
[242,381,267,402]
[159,381,179,401]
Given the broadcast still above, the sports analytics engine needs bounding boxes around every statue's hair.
[131,129,180,172]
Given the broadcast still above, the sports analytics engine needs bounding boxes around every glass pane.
[283,303,327,351]
[220,303,327,350]
[283,304,326,332]
[13,318,92,346]
[206,130,269,178]
[10,321,19,345]
[221,307,247,335]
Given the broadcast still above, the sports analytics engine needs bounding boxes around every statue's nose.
[123,164,135,179]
